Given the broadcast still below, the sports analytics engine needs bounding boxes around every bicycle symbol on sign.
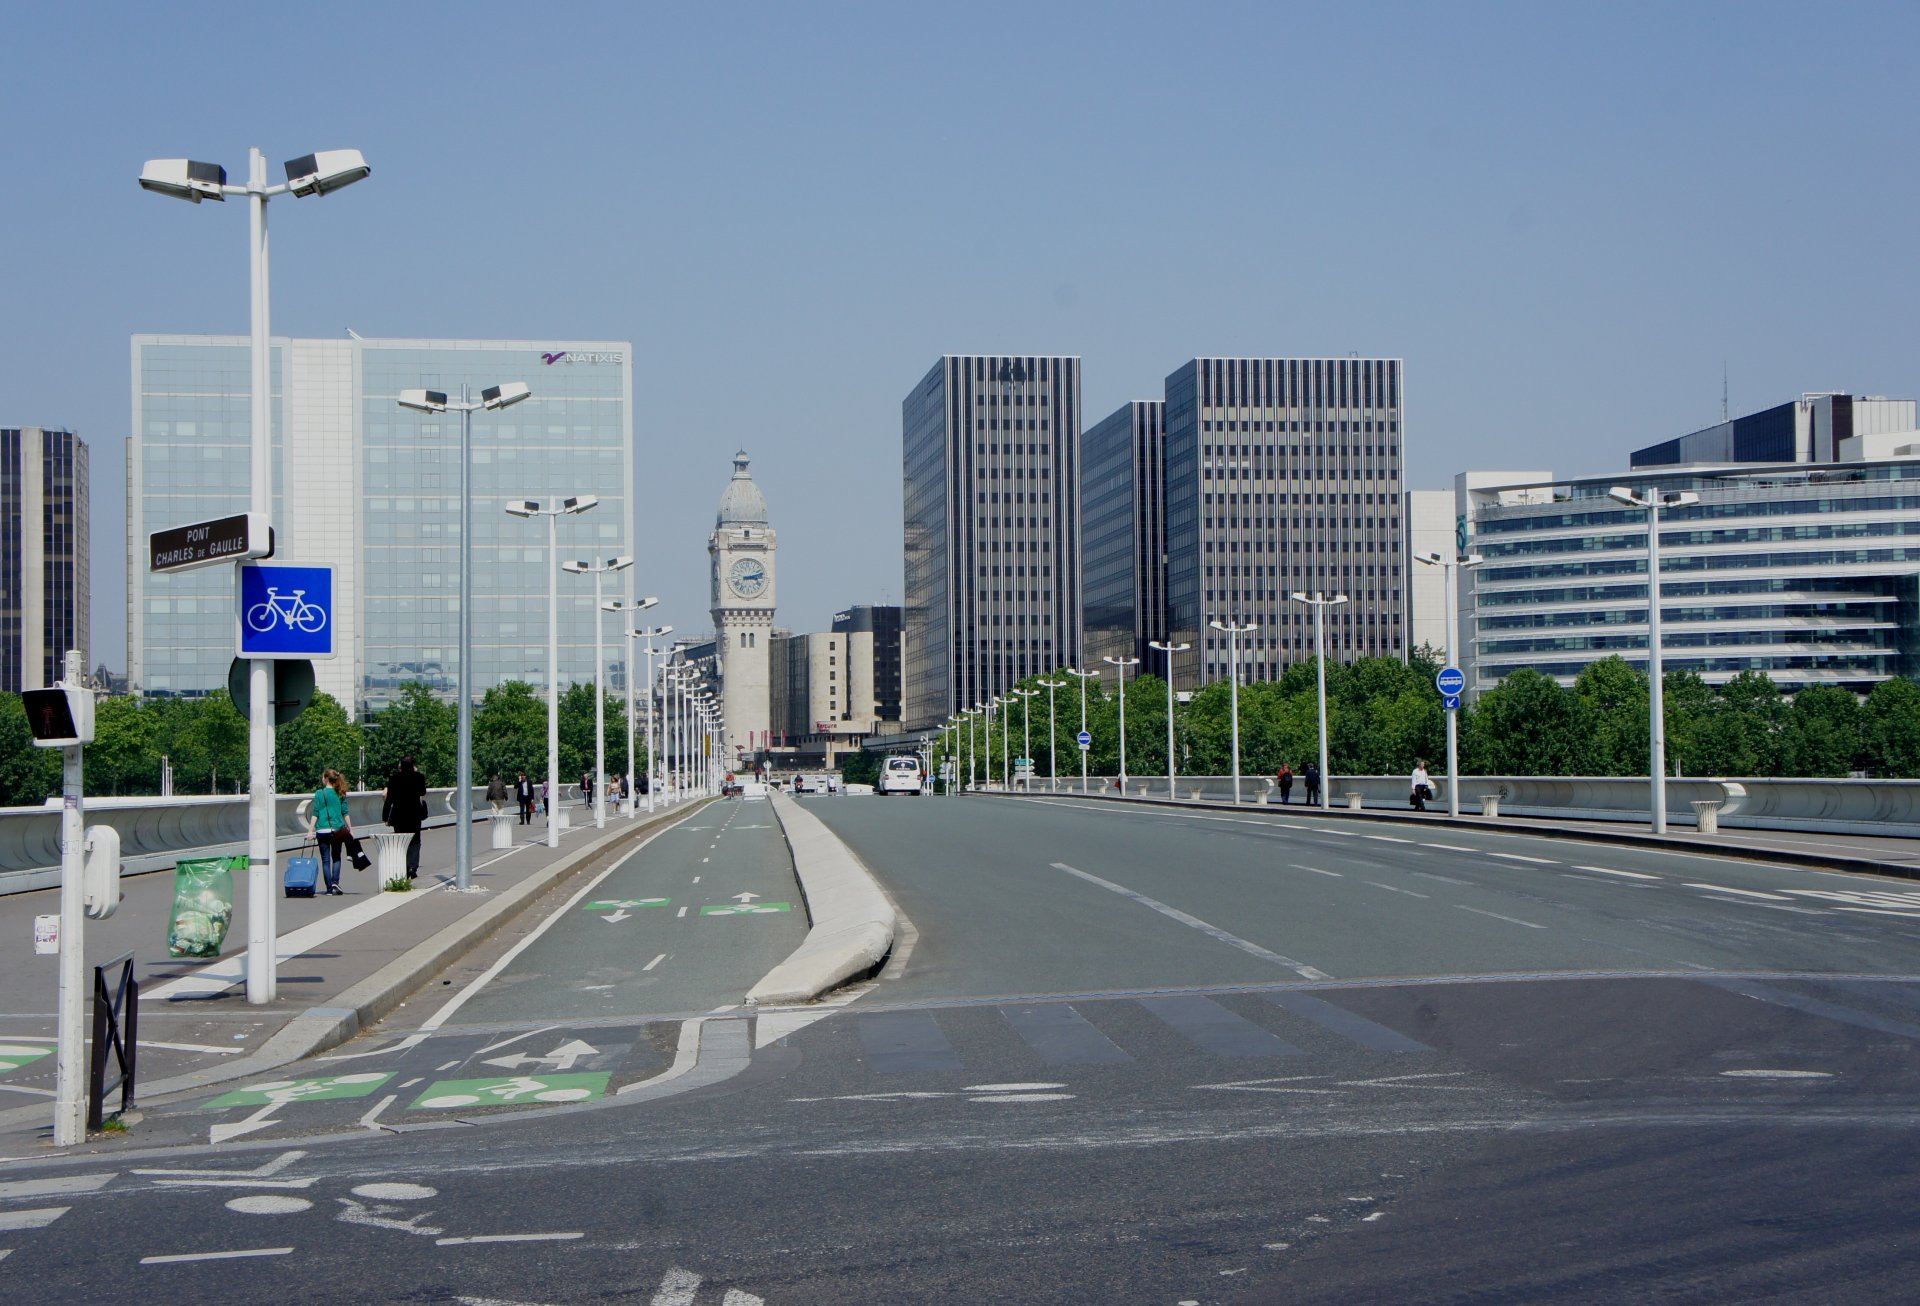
[245,586,328,635]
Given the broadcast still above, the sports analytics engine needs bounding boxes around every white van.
[878,755,925,796]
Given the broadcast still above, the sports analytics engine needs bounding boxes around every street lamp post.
[1289,592,1349,811]
[1102,657,1140,791]
[1012,688,1038,790]
[1414,552,1484,819]
[636,625,673,813]
[1148,641,1191,800]
[506,495,598,847]
[1038,678,1066,791]
[1609,486,1701,833]
[1209,620,1257,805]
[563,555,635,828]
[141,145,370,1004]
[398,382,532,890]
[1066,668,1099,792]
[603,599,660,818]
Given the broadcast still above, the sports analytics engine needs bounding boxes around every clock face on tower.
[728,556,769,600]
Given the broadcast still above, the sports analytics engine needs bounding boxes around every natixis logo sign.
[540,350,626,366]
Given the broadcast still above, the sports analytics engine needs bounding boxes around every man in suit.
[382,755,430,879]
[514,771,535,825]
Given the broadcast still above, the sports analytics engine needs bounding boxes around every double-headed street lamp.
[632,623,673,812]
[1208,620,1257,805]
[1037,678,1067,791]
[563,554,635,828]
[398,383,532,890]
[966,705,982,791]
[1414,551,1484,819]
[1609,486,1702,833]
[1012,687,1039,790]
[602,598,660,818]
[1148,641,1191,800]
[1289,592,1349,810]
[1065,668,1099,792]
[141,145,369,1010]
[1102,657,1140,791]
[506,495,598,847]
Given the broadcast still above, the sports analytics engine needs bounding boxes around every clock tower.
[709,451,776,765]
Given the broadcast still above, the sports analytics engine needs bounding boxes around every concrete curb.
[0,801,709,1137]
[747,793,897,1005]
[984,790,1920,881]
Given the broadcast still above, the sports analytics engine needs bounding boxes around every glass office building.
[1164,358,1406,689]
[1081,400,1166,677]
[1,426,88,690]
[902,355,1082,729]
[129,335,633,711]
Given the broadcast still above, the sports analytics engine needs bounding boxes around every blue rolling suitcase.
[284,853,320,898]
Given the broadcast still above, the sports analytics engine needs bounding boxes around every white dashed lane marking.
[1574,865,1660,880]
[1456,905,1548,930]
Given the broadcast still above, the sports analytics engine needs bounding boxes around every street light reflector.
[607,555,635,571]
[505,500,539,517]
[284,149,371,197]
[1416,551,1443,567]
[481,381,531,410]
[1608,486,1641,507]
[139,158,227,203]
[397,388,449,413]
[562,559,592,574]
[1670,491,1702,508]
[562,495,599,513]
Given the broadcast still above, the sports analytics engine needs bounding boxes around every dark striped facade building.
[1081,400,1167,678]
[1165,358,1406,688]
[1,427,89,690]
[903,355,1082,730]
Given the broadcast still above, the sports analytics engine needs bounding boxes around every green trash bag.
[166,856,241,959]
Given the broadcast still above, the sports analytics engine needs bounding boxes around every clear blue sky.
[6,1,1916,672]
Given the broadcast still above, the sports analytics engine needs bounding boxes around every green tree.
[1863,677,1920,778]
[275,692,364,792]
[1662,669,1717,777]
[839,747,881,786]
[365,683,455,786]
[1573,656,1650,776]
[157,693,249,793]
[0,693,61,805]
[1461,668,1593,774]
[1778,684,1861,777]
[473,680,550,782]
[1690,671,1786,776]
[85,696,164,795]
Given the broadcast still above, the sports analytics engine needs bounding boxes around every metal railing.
[89,951,137,1131]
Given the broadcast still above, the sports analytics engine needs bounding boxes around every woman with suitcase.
[312,768,351,896]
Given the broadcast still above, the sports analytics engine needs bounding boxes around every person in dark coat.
[514,771,534,825]
[382,755,429,879]
[1303,760,1322,806]
[1277,764,1294,804]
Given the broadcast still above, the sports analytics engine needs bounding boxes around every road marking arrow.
[209,1102,285,1144]
[603,910,633,923]
[731,892,761,903]
[481,1041,599,1073]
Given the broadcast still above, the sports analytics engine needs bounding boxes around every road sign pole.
[54,735,84,1146]
[245,148,275,1006]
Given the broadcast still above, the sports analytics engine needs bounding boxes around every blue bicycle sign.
[237,564,334,658]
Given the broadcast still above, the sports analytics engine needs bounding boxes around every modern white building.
[1404,488,1452,659]
[128,334,634,711]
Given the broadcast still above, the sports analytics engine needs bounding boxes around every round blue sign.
[1435,666,1465,696]
[1076,730,1093,747]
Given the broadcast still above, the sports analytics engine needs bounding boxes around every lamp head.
[1669,490,1702,508]
[1416,550,1443,567]
[397,388,449,413]
[284,149,370,197]
[139,158,227,203]
[562,560,591,575]
[607,555,635,572]
[1607,486,1641,507]
[1460,552,1485,566]
[504,500,540,518]
[1289,591,1308,603]
[481,381,531,410]
[562,494,599,514]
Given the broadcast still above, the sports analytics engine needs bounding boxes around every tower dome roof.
[716,450,768,527]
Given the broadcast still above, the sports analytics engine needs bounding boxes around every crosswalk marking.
[0,1207,69,1232]
[857,1011,965,1074]
[1261,992,1432,1054]
[0,1174,113,1200]
[1705,980,1920,1042]
[1001,1004,1130,1065]
[1136,995,1303,1058]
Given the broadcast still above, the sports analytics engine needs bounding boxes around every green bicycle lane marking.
[203,1072,394,1109]
[700,902,793,916]
[0,1041,55,1074]
[409,1073,610,1110]
[582,898,671,912]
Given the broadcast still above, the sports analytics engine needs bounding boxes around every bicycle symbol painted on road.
[245,586,329,635]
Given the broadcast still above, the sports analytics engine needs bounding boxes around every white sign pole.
[53,731,86,1146]
[245,147,277,1004]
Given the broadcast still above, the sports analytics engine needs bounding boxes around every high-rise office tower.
[1,427,89,690]
[1081,400,1167,678]
[1164,357,1405,688]
[129,334,633,710]
[903,355,1082,729]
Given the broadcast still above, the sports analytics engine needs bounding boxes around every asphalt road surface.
[5,793,1920,1304]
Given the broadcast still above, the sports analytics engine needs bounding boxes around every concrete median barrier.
[749,791,897,1005]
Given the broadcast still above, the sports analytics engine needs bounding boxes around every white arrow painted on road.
[482,1040,599,1073]
[208,1102,285,1144]
[602,909,633,923]
[731,892,761,903]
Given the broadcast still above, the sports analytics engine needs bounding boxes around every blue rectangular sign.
[237,564,334,659]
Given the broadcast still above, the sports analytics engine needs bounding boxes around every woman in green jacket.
[312,769,351,895]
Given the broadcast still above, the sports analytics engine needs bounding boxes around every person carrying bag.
[311,768,351,896]
[382,755,429,880]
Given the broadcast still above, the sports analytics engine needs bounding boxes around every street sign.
[149,512,273,573]
[1435,666,1466,697]
[1077,730,1093,748]
[227,656,316,725]
[237,563,334,658]
[1443,693,1462,711]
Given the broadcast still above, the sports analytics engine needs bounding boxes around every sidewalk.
[0,797,708,1144]
[990,789,1920,879]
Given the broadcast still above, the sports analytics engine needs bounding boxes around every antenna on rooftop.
[1722,361,1729,423]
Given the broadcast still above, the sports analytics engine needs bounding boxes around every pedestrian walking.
[485,772,509,817]
[581,770,594,809]
[1304,760,1322,806]
[382,755,428,880]
[514,771,534,825]
[1410,759,1433,812]
[1277,763,1294,805]
[539,779,549,817]
[312,768,351,895]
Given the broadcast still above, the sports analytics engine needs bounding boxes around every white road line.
[1833,906,1920,919]
[0,1084,55,1098]
[1289,864,1343,878]
[139,1040,246,1056]
[1051,862,1331,980]
[1421,843,1478,853]
[1574,865,1660,881]
[644,954,667,971]
[1490,853,1558,865]
[357,1095,397,1129]
[435,1232,583,1246]
[0,1174,114,1199]
[0,1207,68,1231]
[1456,905,1547,929]
[692,876,701,883]
[1362,835,1415,844]
[141,1247,293,1264]
[1365,881,1430,898]
[473,1025,563,1057]
[677,905,689,917]
[1412,871,1474,886]
[1684,883,1791,901]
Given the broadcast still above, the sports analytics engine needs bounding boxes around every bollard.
[1345,792,1363,811]
[1479,794,1502,819]
[1691,799,1721,835]
[371,832,411,881]
[1190,786,1204,801]
[489,812,513,849]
